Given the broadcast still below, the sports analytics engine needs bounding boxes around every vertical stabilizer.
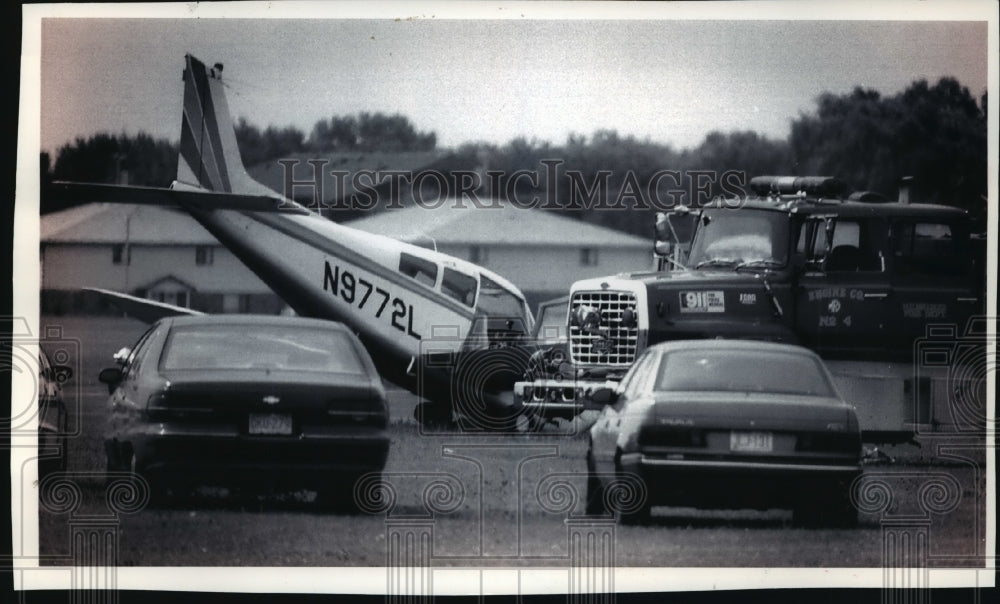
[177,54,262,195]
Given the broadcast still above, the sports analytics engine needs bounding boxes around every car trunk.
[150,369,385,429]
[638,391,858,460]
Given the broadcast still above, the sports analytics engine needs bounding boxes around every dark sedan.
[38,348,73,478]
[586,340,861,526]
[100,315,389,509]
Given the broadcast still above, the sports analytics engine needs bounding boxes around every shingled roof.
[346,202,650,248]
[42,201,651,250]
[41,204,217,245]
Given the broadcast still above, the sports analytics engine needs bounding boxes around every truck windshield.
[687,208,789,269]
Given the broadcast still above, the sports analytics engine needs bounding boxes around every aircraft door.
[473,274,532,346]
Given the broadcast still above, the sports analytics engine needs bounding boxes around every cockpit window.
[399,253,438,288]
[477,275,527,318]
[441,267,477,307]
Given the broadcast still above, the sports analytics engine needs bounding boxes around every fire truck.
[516,176,988,441]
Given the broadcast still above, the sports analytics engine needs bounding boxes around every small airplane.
[50,54,536,430]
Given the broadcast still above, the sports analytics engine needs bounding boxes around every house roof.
[40,204,218,245]
[248,150,445,202]
[41,200,652,250]
[136,274,198,292]
[345,202,650,248]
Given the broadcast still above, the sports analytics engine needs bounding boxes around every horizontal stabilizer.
[48,182,309,214]
[84,287,205,323]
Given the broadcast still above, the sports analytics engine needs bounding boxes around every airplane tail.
[49,54,298,212]
[177,54,264,196]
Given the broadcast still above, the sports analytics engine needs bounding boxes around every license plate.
[248,413,293,435]
[730,431,773,452]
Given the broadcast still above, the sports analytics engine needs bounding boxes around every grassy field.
[31,315,988,569]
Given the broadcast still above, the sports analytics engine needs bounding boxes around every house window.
[175,291,188,308]
[196,246,214,266]
[580,247,599,266]
[112,244,130,265]
[469,246,488,264]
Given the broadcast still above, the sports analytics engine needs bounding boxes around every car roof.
[163,314,349,331]
[646,339,821,358]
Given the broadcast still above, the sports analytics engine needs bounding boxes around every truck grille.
[569,291,639,367]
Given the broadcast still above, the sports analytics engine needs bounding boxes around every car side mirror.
[589,387,619,406]
[98,367,123,394]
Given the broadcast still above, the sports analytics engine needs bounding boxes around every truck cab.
[517,176,986,440]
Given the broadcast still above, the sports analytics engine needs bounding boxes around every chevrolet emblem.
[263,395,280,405]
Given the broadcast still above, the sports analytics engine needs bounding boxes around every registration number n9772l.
[730,431,773,453]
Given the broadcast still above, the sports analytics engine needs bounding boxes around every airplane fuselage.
[186,205,525,400]
[57,53,536,426]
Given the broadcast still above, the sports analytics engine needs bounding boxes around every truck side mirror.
[653,239,674,257]
[654,209,697,268]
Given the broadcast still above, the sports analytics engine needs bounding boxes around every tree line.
[43,76,987,235]
[233,111,437,166]
[43,111,437,187]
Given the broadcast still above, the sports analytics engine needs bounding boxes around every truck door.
[888,219,982,348]
[795,215,893,358]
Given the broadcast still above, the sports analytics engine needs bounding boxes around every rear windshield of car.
[160,324,366,374]
[654,348,835,397]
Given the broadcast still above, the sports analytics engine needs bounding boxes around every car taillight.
[145,392,212,421]
[326,399,387,426]
[638,426,705,448]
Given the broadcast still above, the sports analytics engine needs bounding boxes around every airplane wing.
[47,182,310,215]
[84,287,205,323]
